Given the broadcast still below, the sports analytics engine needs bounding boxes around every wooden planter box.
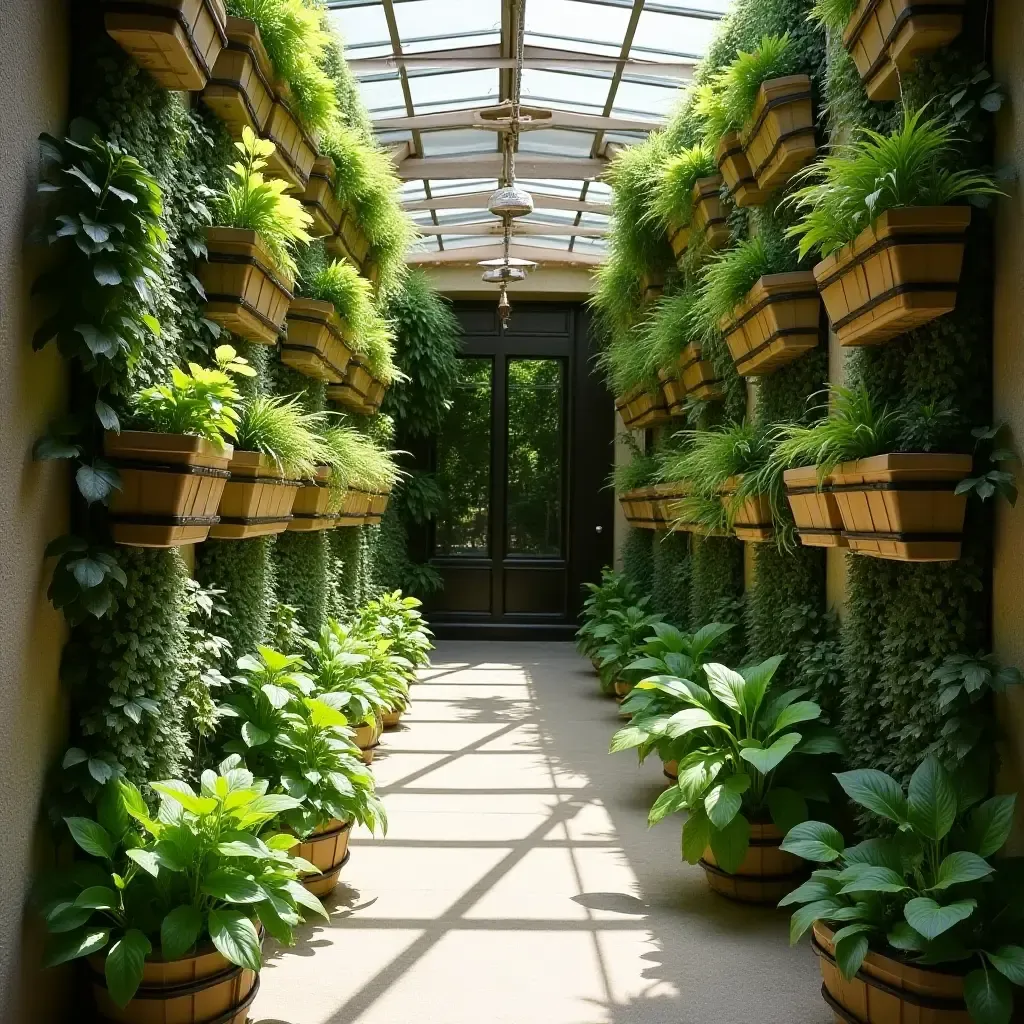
[282,298,354,383]
[719,475,773,542]
[720,271,820,376]
[353,717,382,764]
[813,206,971,347]
[619,488,659,530]
[295,819,351,898]
[678,342,724,402]
[667,219,690,264]
[843,0,965,102]
[639,271,664,307]
[784,466,847,548]
[658,365,687,417]
[105,431,232,548]
[327,355,375,414]
[652,481,691,530]
[715,130,768,208]
[700,822,805,904]
[364,490,391,526]
[89,939,258,1024]
[691,176,731,251]
[201,16,273,136]
[288,466,337,532]
[301,156,344,238]
[812,922,972,1023]
[264,96,317,193]
[200,227,293,345]
[338,489,373,528]
[831,452,973,561]
[362,377,388,416]
[615,385,672,430]
[742,75,816,193]
[326,208,372,270]
[105,0,228,92]
[209,450,299,540]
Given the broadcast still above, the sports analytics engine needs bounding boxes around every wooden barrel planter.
[301,156,344,238]
[282,298,353,383]
[208,451,299,540]
[662,759,678,782]
[104,432,231,548]
[382,706,405,729]
[287,467,336,532]
[201,16,274,137]
[337,489,373,528]
[784,466,847,548]
[613,680,634,703]
[678,342,724,401]
[719,476,774,543]
[667,219,690,265]
[831,453,973,562]
[105,0,228,93]
[89,940,259,1024]
[353,717,382,765]
[812,922,973,1023]
[700,823,805,904]
[813,206,971,348]
[716,130,769,208]
[296,819,352,898]
[616,385,672,430]
[720,271,820,376]
[690,176,731,252]
[842,0,965,102]
[263,93,317,193]
[742,75,817,193]
[200,227,293,346]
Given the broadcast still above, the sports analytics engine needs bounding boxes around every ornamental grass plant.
[320,423,400,493]
[235,395,327,478]
[650,142,719,229]
[808,0,858,32]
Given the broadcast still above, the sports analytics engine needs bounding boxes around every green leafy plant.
[356,591,434,670]
[956,425,1019,505]
[38,765,325,1007]
[576,568,647,660]
[807,0,857,32]
[592,603,666,694]
[45,536,128,625]
[319,422,400,493]
[651,142,719,229]
[612,434,659,494]
[781,757,1024,1024]
[235,395,326,479]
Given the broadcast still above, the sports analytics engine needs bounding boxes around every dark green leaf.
[105,929,151,1008]
[708,812,750,874]
[43,926,110,967]
[930,851,994,890]
[780,820,845,863]
[904,897,977,940]
[835,769,907,824]
[907,756,957,841]
[208,909,261,971]
[964,795,1016,857]
[964,968,1013,1024]
[64,817,114,860]
[160,905,203,961]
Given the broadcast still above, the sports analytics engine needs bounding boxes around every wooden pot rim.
[741,73,813,148]
[226,449,288,479]
[699,857,803,883]
[205,226,294,295]
[831,452,972,484]
[841,0,963,49]
[220,15,274,90]
[693,173,724,200]
[719,271,819,334]
[302,819,353,842]
[104,430,233,468]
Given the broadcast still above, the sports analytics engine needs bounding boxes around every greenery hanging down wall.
[597,0,1014,783]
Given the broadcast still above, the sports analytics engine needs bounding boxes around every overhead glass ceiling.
[326,0,731,263]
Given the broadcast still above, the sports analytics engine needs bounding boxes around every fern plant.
[808,0,858,32]
[235,395,327,478]
[651,142,719,229]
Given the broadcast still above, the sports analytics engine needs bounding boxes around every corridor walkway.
[252,642,829,1024]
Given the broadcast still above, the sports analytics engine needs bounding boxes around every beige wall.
[992,0,1024,846]
[0,0,71,1020]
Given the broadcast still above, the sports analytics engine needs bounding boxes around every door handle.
[595,526,603,534]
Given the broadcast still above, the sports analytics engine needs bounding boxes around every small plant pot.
[690,176,731,251]
[831,453,973,561]
[719,475,774,543]
[783,466,847,548]
[301,156,344,238]
[337,489,373,528]
[700,822,805,904]
[639,271,665,306]
[364,490,391,527]
[325,208,372,271]
[200,227,293,345]
[382,707,404,729]
[662,759,678,782]
[104,431,232,548]
[619,488,658,530]
[88,939,259,1024]
[288,466,337,532]
[678,342,724,402]
[657,365,687,417]
[613,679,634,699]
[209,450,300,540]
[201,16,274,137]
[652,481,691,531]
[813,206,971,348]
[842,0,965,102]
[360,376,388,417]
[105,0,228,92]
[282,298,354,383]
[719,271,820,377]
[353,717,382,765]
[327,355,375,414]
[742,74,817,192]
[264,96,317,193]
[667,219,690,264]
[812,922,972,1023]
[615,385,672,430]
[715,131,769,208]
[296,819,352,898]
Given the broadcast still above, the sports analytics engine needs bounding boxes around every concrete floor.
[253,641,830,1024]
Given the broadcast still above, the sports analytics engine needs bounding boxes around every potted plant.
[105,345,254,547]
[201,127,312,346]
[789,108,999,347]
[201,15,275,139]
[781,756,1024,1024]
[678,342,724,401]
[576,570,644,673]
[210,395,324,540]
[698,235,820,377]
[357,591,434,674]
[301,155,344,238]
[221,645,387,898]
[617,655,842,903]
[811,0,965,101]
[105,0,229,93]
[37,764,325,1019]
[716,131,769,208]
[650,142,718,263]
[592,602,666,699]
[690,175,731,252]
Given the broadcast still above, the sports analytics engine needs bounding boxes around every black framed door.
[424,303,614,639]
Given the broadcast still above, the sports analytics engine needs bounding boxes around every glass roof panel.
[419,129,498,156]
[525,0,630,45]
[394,0,501,39]
[326,6,389,48]
[518,129,595,156]
[632,9,721,56]
[408,70,499,108]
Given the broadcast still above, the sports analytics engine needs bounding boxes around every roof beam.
[415,221,607,238]
[407,242,602,267]
[394,153,608,180]
[403,192,611,214]
[374,106,662,134]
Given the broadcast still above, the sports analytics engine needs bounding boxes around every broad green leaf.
[665,707,726,739]
[151,781,217,817]
[241,721,271,747]
[201,868,265,904]
[43,926,110,967]
[779,877,841,908]
[780,821,845,863]
[837,864,908,894]
[283,879,330,921]
[708,812,750,874]
[844,837,903,872]
[705,783,742,829]
[208,908,261,971]
[682,806,710,864]
[703,662,746,713]
[305,697,348,729]
[64,817,115,860]
[261,683,291,709]
[987,946,1024,986]
[119,782,158,834]
[964,795,1016,857]
[740,732,802,775]
[788,899,842,944]
[105,929,151,1008]
[964,967,1013,1024]
[160,905,203,961]
[770,701,821,737]
[907,756,957,841]
[767,787,808,835]
[740,655,784,722]
[833,924,872,980]
[887,921,927,952]
[126,848,162,878]
[648,785,689,825]
[904,897,977,940]
[929,851,994,891]
[74,886,119,910]
[609,725,646,753]
[835,769,908,824]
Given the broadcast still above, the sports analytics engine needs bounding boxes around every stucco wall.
[0,0,71,1020]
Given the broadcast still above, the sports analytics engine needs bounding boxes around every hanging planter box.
[700,822,805,904]
[353,716,382,764]
[742,75,817,193]
[783,466,847,548]
[667,219,690,264]
[104,431,232,548]
[720,271,820,376]
[658,365,687,417]
[288,466,337,532]
[812,922,971,1023]
[105,0,228,92]
[282,298,354,383]
[690,176,731,251]
[719,476,774,543]
[364,490,391,527]
[295,819,351,898]
[264,96,317,193]
[652,481,691,531]
[831,452,973,561]
[89,937,259,1024]
[209,450,299,540]
[361,376,388,416]
[201,16,274,136]
[813,206,971,347]
[337,488,373,528]
[615,384,672,430]
[715,131,769,208]
[200,226,293,345]
[326,208,372,271]
[619,488,658,530]
[678,342,724,402]
[327,354,374,413]
[842,0,965,102]
[301,156,344,238]
[639,270,664,307]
